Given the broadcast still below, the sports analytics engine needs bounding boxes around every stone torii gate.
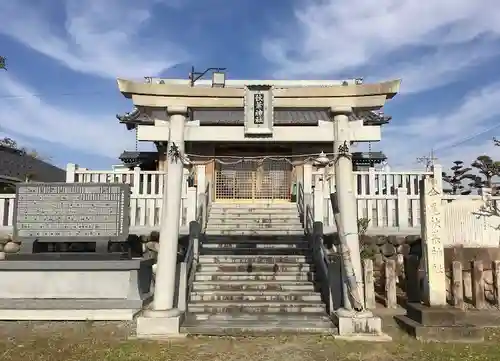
[116,77,400,337]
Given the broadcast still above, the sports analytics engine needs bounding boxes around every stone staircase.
[204,202,305,236]
[181,202,337,335]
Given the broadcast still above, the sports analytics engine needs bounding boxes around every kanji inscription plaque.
[13,183,130,243]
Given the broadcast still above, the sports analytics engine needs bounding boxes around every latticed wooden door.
[214,159,292,202]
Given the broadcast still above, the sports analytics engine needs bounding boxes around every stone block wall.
[0,235,20,258]
[359,234,421,266]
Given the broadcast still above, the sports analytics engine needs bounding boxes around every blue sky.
[0,0,499,171]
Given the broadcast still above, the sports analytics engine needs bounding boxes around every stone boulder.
[4,242,20,254]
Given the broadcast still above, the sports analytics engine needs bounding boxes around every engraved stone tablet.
[244,85,273,135]
[13,183,130,243]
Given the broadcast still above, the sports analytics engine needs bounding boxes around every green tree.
[461,138,500,193]
[442,160,473,195]
[469,155,500,189]
[0,56,6,70]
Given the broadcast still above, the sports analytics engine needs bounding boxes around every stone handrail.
[177,221,201,312]
[305,204,334,316]
[196,180,211,232]
[297,181,305,220]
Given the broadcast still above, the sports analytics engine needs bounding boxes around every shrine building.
[116,74,399,203]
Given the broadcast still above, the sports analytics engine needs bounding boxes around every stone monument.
[395,177,484,342]
[13,183,129,255]
[0,182,154,321]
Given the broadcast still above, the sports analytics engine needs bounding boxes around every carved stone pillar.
[154,106,188,312]
[331,107,364,310]
[420,177,446,306]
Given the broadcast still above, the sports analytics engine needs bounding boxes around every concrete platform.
[395,303,484,342]
[0,257,154,321]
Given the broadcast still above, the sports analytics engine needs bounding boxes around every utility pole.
[416,149,438,171]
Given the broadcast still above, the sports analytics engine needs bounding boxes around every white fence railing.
[67,163,195,232]
[0,163,492,234]
[312,166,438,232]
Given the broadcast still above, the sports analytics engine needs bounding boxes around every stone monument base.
[333,308,392,341]
[0,299,143,321]
[135,309,186,339]
[395,303,484,342]
[0,257,154,321]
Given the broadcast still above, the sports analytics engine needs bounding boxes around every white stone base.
[135,309,186,339]
[335,309,391,341]
[0,308,139,321]
[334,333,392,342]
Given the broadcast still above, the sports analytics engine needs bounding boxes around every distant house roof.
[0,145,65,182]
[117,107,391,129]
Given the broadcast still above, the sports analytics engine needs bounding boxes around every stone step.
[198,254,310,263]
[201,243,308,249]
[189,312,331,322]
[192,280,316,292]
[200,247,309,256]
[194,271,315,282]
[208,208,299,215]
[188,301,326,314]
[203,235,306,242]
[197,262,313,273]
[190,290,322,302]
[205,229,305,236]
[207,217,301,224]
[206,223,303,230]
[210,208,298,213]
[211,203,298,209]
[181,313,336,335]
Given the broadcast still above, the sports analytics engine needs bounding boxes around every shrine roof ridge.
[145,78,361,87]
[116,78,401,101]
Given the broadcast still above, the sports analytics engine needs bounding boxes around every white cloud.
[263,0,500,171]
[0,0,188,79]
[0,74,135,158]
[377,82,500,170]
[0,0,182,164]
[263,0,500,93]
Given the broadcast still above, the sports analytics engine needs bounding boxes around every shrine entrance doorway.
[213,145,293,203]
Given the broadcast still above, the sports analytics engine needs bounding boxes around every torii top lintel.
[116,78,401,111]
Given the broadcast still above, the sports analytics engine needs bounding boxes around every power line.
[414,122,500,168]
[0,90,112,100]
[433,122,500,154]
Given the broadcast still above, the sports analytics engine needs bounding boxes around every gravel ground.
[1,321,500,361]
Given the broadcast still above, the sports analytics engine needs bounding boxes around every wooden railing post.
[132,167,141,196]
[65,163,76,183]
[363,259,376,309]
[396,188,409,229]
[313,172,324,222]
[186,187,197,224]
[196,165,207,227]
[385,259,397,308]
[431,164,443,189]
[303,163,313,229]
[471,260,485,309]
[368,167,376,195]
[452,261,464,309]
[493,260,500,309]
